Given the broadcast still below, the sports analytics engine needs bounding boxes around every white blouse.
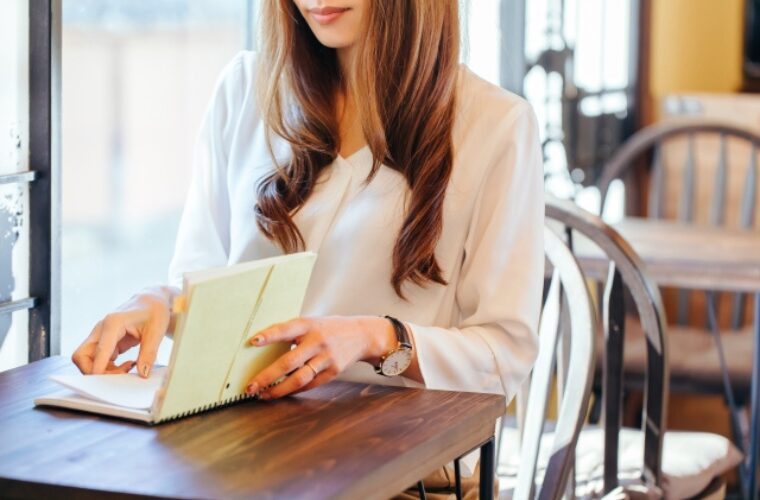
[168,50,544,402]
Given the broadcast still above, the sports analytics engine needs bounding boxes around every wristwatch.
[375,316,413,377]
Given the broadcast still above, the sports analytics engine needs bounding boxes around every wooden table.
[575,216,760,498]
[0,357,505,499]
[574,217,760,292]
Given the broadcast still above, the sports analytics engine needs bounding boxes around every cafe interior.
[1,0,759,499]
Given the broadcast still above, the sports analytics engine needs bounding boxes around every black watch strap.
[384,315,412,348]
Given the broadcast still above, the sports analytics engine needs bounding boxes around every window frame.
[27,0,61,360]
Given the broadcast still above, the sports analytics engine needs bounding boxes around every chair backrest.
[546,197,669,496]
[513,224,597,500]
[597,120,759,327]
[598,120,759,227]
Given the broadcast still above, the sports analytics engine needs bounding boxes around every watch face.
[381,348,413,377]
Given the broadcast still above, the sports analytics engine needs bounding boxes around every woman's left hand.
[245,316,398,400]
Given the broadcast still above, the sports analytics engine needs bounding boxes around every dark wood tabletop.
[0,356,505,500]
[573,217,760,292]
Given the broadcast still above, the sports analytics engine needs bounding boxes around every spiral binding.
[157,392,256,424]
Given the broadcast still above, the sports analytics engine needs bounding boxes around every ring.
[304,361,318,377]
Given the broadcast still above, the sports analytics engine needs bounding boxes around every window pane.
[0,0,31,371]
[61,0,250,360]
[0,184,31,370]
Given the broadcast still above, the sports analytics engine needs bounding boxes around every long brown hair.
[255,1,459,297]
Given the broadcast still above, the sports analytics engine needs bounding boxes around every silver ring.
[305,361,318,377]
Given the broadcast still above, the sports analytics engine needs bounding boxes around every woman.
[73,0,543,494]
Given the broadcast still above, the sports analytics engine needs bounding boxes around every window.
[60,0,254,361]
[0,0,32,371]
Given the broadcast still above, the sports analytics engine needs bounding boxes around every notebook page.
[49,367,167,410]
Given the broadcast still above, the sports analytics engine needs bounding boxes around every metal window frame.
[25,0,61,361]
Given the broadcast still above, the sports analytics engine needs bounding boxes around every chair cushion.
[498,426,742,499]
[618,316,753,393]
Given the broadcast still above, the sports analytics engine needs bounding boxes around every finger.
[268,354,332,399]
[292,370,336,396]
[136,314,169,379]
[105,360,136,375]
[72,344,95,375]
[72,321,104,374]
[247,340,321,395]
[249,318,310,346]
[304,353,332,374]
[116,334,140,354]
[92,316,126,374]
[262,364,317,400]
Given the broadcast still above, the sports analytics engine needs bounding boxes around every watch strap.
[383,315,412,348]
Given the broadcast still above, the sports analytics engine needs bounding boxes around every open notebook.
[34,252,316,424]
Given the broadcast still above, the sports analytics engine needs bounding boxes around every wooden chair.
[598,120,758,330]
[538,199,741,499]
[596,120,759,494]
[498,223,597,499]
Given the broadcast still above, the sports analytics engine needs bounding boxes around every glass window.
[0,0,31,371]
[61,0,253,360]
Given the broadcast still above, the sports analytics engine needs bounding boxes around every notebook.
[34,252,317,424]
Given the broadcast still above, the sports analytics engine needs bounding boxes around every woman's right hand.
[71,288,175,378]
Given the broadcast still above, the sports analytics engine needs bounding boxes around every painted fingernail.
[246,383,258,395]
[140,363,150,378]
[250,336,262,345]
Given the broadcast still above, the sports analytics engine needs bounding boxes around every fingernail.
[140,363,150,378]
[250,336,262,345]
[246,383,258,395]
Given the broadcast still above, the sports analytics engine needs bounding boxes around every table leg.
[748,292,760,498]
[479,436,495,500]
[454,457,463,500]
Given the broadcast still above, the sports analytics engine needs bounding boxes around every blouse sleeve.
[167,53,248,289]
[406,101,544,400]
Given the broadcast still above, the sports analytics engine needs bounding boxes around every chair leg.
[416,480,427,500]
[747,292,760,499]
[706,291,750,496]
[603,265,625,494]
[588,386,603,424]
